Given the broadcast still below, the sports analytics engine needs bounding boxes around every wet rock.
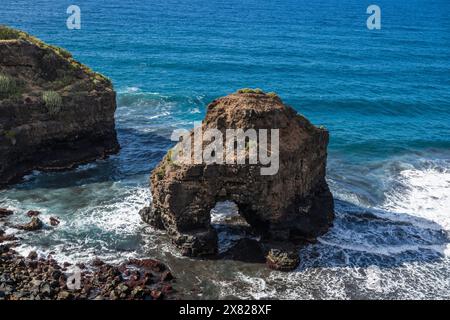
[150,290,162,300]
[109,291,118,300]
[57,291,73,300]
[91,258,104,267]
[131,286,145,299]
[160,270,174,282]
[161,284,173,294]
[116,283,129,294]
[222,238,266,263]
[39,282,52,296]
[17,217,43,231]
[51,270,62,280]
[27,251,38,260]
[266,249,300,272]
[0,245,9,254]
[142,91,334,257]
[128,258,166,272]
[26,211,40,217]
[76,263,86,270]
[0,232,17,243]
[49,217,60,226]
[0,208,13,217]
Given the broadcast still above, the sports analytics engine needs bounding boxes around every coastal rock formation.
[0,26,119,186]
[17,216,43,231]
[141,90,334,260]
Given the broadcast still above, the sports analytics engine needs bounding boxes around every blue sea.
[1,0,450,299]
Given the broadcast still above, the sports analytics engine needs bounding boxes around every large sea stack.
[141,90,334,263]
[0,26,119,186]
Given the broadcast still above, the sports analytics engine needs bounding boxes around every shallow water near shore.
[1,0,450,299]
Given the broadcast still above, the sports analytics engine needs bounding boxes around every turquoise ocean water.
[1,0,449,298]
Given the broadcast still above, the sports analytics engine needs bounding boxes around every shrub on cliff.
[0,73,19,99]
[237,88,264,94]
[42,90,63,114]
[0,25,21,40]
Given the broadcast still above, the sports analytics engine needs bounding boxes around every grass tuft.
[42,91,62,114]
[237,88,264,94]
[0,73,22,99]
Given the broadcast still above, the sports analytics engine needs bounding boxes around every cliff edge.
[0,26,119,186]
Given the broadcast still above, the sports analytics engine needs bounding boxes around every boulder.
[26,210,40,217]
[266,248,300,271]
[0,26,119,186]
[27,251,38,260]
[49,217,60,226]
[141,90,334,257]
[0,208,13,217]
[17,217,43,231]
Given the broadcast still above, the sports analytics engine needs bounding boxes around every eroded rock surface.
[141,90,334,259]
[0,26,119,186]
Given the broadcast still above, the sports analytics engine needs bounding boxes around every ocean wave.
[382,161,450,232]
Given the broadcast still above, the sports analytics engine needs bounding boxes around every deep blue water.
[1,0,450,299]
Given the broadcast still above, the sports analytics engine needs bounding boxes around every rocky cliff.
[0,26,119,186]
[141,90,334,263]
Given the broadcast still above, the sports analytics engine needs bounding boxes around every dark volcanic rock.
[26,210,40,217]
[27,250,38,260]
[0,228,18,243]
[49,217,60,226]
[0,244,178,300]
[0,208,13,217]
[141,90,334,257]
[0,26,119,186]
[221,238,266,263]
[266,248,300,271]
[17,216,43,231]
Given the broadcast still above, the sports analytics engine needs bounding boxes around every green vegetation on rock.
[237,89,279,98]
[4,130,16,139]
[0,26,21,40]
[155,166,166,180]
[0,73,22,99]
[42,91,62,114]
[237,88,264,94]
[0,25,111,86]
[0,73,17,97]
[3,130,17,145]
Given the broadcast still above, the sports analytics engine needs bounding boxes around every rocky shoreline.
[0,209,177,301]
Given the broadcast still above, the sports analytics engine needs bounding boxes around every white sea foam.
[3,184,154,265]
[382,165,450,232]
[210,201,239,224]
[121,86,141,93]
[69,184,149,234]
